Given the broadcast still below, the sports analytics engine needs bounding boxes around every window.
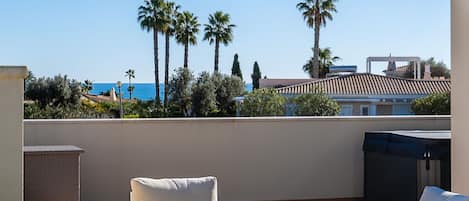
[361,105,369,116]
[340,105,353,116]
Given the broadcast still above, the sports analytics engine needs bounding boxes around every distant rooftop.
[277,73,450,95]
[259,78,315,88]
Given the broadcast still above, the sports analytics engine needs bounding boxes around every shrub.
[411,92,450,115]
[168,67,194,117]
[191,72,217,117]
[212,73,245,116]
[292,93,340,116]
[242,88,286,117]
[25,74,82,108]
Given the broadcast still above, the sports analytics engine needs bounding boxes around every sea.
[90,83,253,101]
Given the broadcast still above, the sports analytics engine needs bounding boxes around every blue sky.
[0,0,450,83]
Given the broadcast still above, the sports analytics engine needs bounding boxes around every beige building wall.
[24,117,449,201]
[0,66,27,201]
[376,105,393,116]
[452,0,469,194]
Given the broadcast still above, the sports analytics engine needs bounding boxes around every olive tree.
[292,93,340,116]
[191,72,217,117]
[242,88,286,117]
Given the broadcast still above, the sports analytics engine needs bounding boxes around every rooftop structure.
[259,78,315,88]
[277,73,450,95]
[366,55,421,79]
[277,73,450,116]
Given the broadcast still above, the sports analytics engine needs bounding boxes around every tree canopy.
[231,54,243,79]
[303,47,340,78]
[292,93,340,116]
[411,92,450,115]
[168,67,194,117]
[242,88,286,117]
[251,62,261,90]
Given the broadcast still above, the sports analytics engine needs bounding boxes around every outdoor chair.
[130,176,218,201]
[420,186,469,201]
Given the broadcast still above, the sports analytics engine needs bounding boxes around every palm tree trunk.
[313,20,321,79]
[153,29,160,105]
[214,39,220,72]
[164,32,170,111]
[184,41,189,68]
[129,77,132,100]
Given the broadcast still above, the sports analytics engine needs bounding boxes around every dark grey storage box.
[363,130,451,201]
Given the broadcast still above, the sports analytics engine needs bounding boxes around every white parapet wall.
[0,66,27,201]
[24,116,450,201]
[452,0,469,195]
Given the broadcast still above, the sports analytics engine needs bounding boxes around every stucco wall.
[0,66,27,201]
[24,116,449,201]
[452,0,469,195]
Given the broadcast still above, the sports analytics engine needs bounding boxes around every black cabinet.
[363,131,451,201]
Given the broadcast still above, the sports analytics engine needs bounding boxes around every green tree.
[162,1,180,110]
[242,88,286,117]
[231,54,243,79]
[25,75,82,108]
[411,92,450,115]
[292,93,340,116]
[405,58,451,79]
[168,67,194,117]
[203,11,236,72]
[297,0,338,78]
[191,72,217,117]
[303,47,340,78]
[175,11,200,69]
[212,73,245,116]
[125,69,136,99]
[138,0,166,105]
[81,80,93,95]
[251,61,261,90]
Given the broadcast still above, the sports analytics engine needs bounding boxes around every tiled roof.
[277,73,450,95]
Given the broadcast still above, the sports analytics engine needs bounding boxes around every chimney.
[423,64,432,80]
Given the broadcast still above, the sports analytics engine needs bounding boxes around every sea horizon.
[90,83,253,101]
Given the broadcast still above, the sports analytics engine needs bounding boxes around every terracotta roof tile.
[277,73,450,95]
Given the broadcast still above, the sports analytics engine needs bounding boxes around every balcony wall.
[24,116,450,201]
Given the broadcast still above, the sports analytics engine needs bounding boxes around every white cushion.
[130,176,218,201]
[420,186,469,201]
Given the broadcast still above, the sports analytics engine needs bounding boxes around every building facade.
[277,73,450,116]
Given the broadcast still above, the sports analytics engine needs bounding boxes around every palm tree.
[297,0,337,78]
[81,80,93,94]
[161,1,180,109]
[138,0,166,105]
[303,47,340,78]
[203,11,236,73]
[175,11,200,69]
[125,69,136,99]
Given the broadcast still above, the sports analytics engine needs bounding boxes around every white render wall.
[0,66,27,201]
[24,116,450,201]
[452,0,469,195]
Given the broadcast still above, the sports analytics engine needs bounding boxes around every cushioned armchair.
[130,176,218,201]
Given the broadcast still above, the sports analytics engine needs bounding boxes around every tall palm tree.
[297,0,337,78]
[175,11,200,69]
[203,11,236,73]
[303,48,340,78]
[125,69,136,99]
[161,1,180,109]
[138,0,166,105]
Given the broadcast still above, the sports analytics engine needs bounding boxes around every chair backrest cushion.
[130,176,217,201]
[420,186,469,201]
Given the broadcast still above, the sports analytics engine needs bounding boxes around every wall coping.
[0,66,28,80]
[24,115,451,125]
